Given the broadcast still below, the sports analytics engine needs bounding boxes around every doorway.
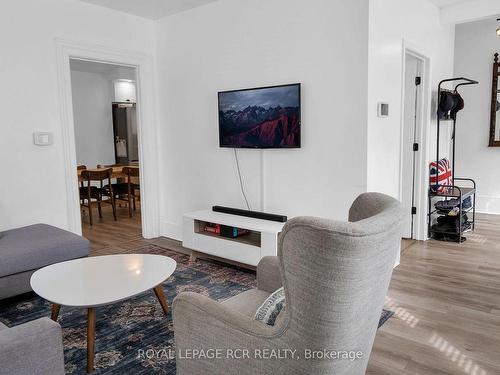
[401,53,424,239]
[70,59,142,251]
[56,40,160,239]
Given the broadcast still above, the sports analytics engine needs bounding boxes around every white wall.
[71,70,116,167]
[454,19,500,214]
[155,0,369,240]
[367,0,456,239]
[0,0,154,231]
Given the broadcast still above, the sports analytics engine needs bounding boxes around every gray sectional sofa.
[0,223,90,299]
[0,223,90,374]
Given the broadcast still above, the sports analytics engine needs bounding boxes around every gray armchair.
[0,318,65,375]
[173,193,404,375]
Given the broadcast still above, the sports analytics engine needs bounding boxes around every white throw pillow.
[254,287,285,326]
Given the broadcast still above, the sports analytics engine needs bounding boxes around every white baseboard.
[476,195,500,215]
[160,220,183,241]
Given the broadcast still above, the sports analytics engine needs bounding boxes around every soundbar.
[212,206,287,223]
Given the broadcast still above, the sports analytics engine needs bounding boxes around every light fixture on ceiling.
[497,18,500,36]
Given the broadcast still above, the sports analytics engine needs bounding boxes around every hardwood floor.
[369,214,500,375]
[82,206,500,375]
[82,202,148,256]
[401,238,417,252]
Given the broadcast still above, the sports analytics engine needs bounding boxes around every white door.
[401,54,422,239]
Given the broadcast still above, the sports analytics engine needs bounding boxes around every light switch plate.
[33,132,53,146]
[377,102,389,118]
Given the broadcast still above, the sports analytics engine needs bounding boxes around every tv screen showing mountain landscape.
[218,84,301,148]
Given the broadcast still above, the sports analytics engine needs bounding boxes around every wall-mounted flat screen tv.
[218,83,301,148]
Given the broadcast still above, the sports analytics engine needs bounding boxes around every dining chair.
[77,165,87,205]
[79,168,117,226]
[112,166,140,218]
[97,163,125,185]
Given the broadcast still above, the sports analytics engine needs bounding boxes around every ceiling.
[70,59,121,74]
[80,0,491,22]
[69,59,137,81]
[79,0,220,20]
[428,0,474,9]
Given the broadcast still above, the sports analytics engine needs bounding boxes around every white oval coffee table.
[30,254,177,373]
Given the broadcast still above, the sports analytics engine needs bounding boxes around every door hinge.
[413,143,419,151]
[412,207,417,215]
[415,76,421,86]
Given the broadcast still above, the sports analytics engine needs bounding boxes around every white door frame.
[55,38,160,238]
[399,41,431,241]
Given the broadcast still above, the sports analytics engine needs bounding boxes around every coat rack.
[436,77,479,190]
[436,77,478,186]
[428,77,479,243]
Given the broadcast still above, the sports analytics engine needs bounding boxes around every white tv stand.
[183,210,286,267]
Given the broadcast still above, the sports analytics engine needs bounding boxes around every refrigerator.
[112,102,139,165]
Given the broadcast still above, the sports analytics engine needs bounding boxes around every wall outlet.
[33,132,53,146]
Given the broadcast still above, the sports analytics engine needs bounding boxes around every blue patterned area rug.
[0,245,393,374]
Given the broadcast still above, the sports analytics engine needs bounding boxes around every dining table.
[77,165,139,182]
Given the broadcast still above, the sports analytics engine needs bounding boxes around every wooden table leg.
[87,307,96,373]
[153,285,169,315]
[51,304,61,321]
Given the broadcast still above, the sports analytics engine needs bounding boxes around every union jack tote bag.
[429,158,453,193]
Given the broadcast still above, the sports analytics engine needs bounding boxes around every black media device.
[212,206,287,223]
